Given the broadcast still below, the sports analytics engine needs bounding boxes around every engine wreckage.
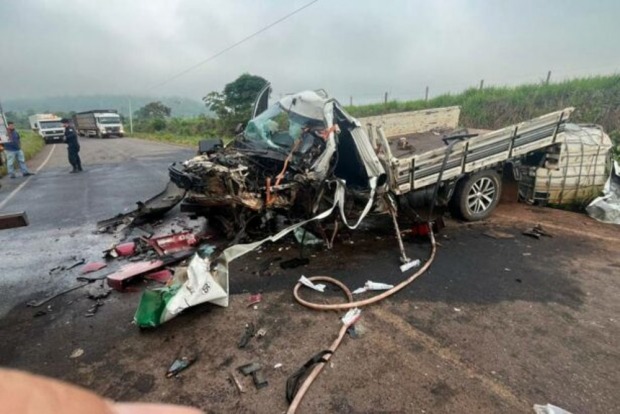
[169,88,390,241]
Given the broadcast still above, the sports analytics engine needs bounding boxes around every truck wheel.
[451,170,502,221]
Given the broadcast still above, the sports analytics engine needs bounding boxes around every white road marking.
[0,144,57,210]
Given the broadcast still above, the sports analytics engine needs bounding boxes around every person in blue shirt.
[4,122,34,178]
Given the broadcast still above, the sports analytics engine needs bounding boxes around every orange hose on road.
[292,229,436,311]
[287,230,437,413]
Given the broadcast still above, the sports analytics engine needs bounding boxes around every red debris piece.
[247,293,262,307]
[80,261,108,274]
[144,269,173,284]
[107,260,164,291]
[145,232,199,256]
[115,242,137,257]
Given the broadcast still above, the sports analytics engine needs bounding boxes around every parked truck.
[29,114,65,144]
[73,110,124,138]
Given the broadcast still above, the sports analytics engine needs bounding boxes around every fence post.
[384,92,388,104]
[479,79,484,90]
[349,96,353,106]
[545,70,551,85]
[425,86,429,101]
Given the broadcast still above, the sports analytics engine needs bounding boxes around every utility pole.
[425,86,429,101]
[128,98,133,134]
[349,96,353,106]
[384,91,388,104]
[545,70,552,85]
[479,79,484,90]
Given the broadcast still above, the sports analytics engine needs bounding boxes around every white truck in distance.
[28,114,65,144]
[73,110,124,138]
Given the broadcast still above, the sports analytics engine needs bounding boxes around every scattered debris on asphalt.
[97,181,186,234]
[107,260,165,291]
[483,229,515,239]
[229,372,245,394]
[143,232,200,256]
[238,323,256,349]
[523,224,553,239]
[87,287,112,300]
[238,362,268,390]
[166,356,197,378]
[252,369,269,389]
[247,293,262,307]
[26,282,92,307]
[144,269,173,284]
[85,300,104,317]
[69,348,84,359]
[238,362,261,376]
[80,261,107,274]
[33,310,47,318]
[49,257,86,275]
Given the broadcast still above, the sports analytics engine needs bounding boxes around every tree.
[135,101,172,119]
[203,73,269,127]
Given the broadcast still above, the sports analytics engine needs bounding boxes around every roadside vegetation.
[1,130,45,176]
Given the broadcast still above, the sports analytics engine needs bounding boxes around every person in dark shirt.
[4,122,34,178]
[61,118,83,173]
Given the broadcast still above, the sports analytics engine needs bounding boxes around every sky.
[2,0,620,105]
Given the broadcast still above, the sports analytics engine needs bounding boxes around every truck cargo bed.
[375,107,574,194]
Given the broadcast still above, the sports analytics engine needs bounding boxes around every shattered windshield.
[243,104,326,151]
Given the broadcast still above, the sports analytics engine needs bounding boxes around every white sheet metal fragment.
[586,160,620,224]
[299,275,326,293]
[341,308,361,326]
[400,259,421,273]
[352,280,395,295]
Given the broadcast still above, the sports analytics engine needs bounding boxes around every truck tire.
[450,169,502,221]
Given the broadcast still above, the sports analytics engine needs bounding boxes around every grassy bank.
[1,131,46,176]
[346,75,620,150]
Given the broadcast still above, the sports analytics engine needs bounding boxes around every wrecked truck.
[169,87,586,240]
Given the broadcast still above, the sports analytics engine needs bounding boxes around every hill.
[2,95,209,118]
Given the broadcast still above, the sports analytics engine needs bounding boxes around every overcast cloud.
[2,0,620,104]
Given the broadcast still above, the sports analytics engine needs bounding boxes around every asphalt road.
[0,136,618,413]
[0,137,194,316]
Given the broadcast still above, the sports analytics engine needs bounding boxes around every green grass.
[1,130,46,176]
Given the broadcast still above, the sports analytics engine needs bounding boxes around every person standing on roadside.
[61,118,83,173]
[4,122,34,178]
